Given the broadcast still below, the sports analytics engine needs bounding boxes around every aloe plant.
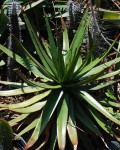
[0,9,120,150]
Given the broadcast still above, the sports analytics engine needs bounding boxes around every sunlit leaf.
[9,114,29,126]
[61,17,69,65]
[16,118,39,138]
[79,91,120,125]
[0,44,50,79]
[9,101,46,113]
[23,12,58,79]
[57,93,69,150]
[0,91,50,109]
[23,0,45,11]
[25,90,63,149]
[0,80,27,88]
[67,99,78,149]
[0,86,44,96]
[103,11,120,20]
[88,106,114,136]
[90,79,120,90]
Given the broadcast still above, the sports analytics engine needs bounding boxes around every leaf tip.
[73,144,78,150]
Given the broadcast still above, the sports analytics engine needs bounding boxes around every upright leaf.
[63,10,91,81]
[25,90,63,149]
[45,14,59,76]
[23,12,58,78]
[67,98,78,150]
[57,93,69,150]
[61,17,69,65]
[75,39,117,79]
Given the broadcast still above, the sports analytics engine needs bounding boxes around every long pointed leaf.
[0,91,50,109]
[67,98,78,150]
[97,69,120,80]
[56,32,65,82]
[25,114,43,149]
[64,71,103,87]
[73,40,96,77]
[45,14,59,75]
[74,55,82,72]
[61,17,69,65]
[25,90,63,149]
[0,86,44,96]
[65,9,89,67]
[41,37,51,58]
[23,12,58,78]
[23,0,44,11]
[63,10,91,81]
[100,100,120,108]
[88,106,114,135]
[0,81,27,88]
[79,91,120,125]
[14,36,54,80]
[0,44,50,79]
[57,93,69,150]
[75,100,102,136]
[16,118,39,138]
[75,39,117,79]
[16,69,61,89]
[90,79,120,90]
[83,55,120,78]
[9,114,29,126]
[9,101,46,113]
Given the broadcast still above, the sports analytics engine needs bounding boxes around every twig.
[90,0,120,53]
[111,0,120,9]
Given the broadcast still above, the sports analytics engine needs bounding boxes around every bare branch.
[90,0,120,53]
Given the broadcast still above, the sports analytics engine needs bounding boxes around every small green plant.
[0,9,120,149]
[0,119,13,150]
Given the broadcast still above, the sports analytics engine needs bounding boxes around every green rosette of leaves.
[0,9,120,150]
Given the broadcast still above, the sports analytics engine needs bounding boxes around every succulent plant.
[0,9,120,150]
[0,119,13,150]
